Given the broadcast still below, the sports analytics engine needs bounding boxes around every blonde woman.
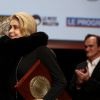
[13,13,67,100]
[8,12,37,39]
[0,12,48,100]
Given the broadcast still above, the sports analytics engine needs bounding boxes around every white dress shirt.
[87,57,100,77]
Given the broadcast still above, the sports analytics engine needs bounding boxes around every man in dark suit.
[17,46,67,100]
[69,34,100,100]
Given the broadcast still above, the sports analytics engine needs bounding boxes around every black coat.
[69,61,100,100]
[0,32,48,100]
[17,46,67,100]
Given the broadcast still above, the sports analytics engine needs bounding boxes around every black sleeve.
[68,61,87,99]
[0,32,48,56]
[36,46,67,100]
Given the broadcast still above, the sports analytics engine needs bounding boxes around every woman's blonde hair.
[10,12,37,36]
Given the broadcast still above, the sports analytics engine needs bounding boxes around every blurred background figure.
[0,16,10,36]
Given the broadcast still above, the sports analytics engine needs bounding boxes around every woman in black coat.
[0,12,48,100]
[0,12,67,100]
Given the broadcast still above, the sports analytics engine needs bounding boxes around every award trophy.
[15,59,71,100]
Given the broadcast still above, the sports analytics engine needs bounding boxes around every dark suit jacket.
[69,61,100,100]
[17,46,67,100]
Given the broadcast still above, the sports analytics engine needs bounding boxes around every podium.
[15,59,72,100]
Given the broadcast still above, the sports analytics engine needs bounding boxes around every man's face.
[84,36,100,60]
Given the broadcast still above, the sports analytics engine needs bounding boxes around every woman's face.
[8,19,22,39]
